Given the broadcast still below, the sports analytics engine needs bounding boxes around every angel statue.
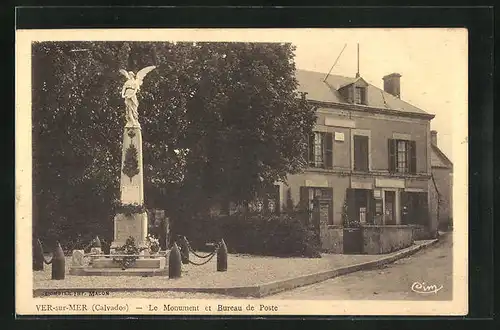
[119,66,156,127]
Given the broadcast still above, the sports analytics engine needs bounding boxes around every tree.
[32,41,316,245]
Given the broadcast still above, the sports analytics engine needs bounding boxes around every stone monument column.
[110,66,156,252]
[110,124,148,251]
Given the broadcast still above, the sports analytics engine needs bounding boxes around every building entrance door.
[384,191,396,225]
[354,189,372,224]
[312,197,332,245]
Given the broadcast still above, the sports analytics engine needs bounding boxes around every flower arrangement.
[146,234,160,254]
[112,236,146,269]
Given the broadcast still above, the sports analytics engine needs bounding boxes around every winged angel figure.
[119,66,156,127]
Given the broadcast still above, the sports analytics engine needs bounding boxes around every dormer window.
[337,77,368,105]
[354,86,366,105]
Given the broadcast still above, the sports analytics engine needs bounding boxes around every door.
[354,189,370,224]
[312,197,332,245]
[384,191,396,225]
[401,191,410,225]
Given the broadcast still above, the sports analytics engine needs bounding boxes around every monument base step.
[91,257,165,269]
[69,267,168,277]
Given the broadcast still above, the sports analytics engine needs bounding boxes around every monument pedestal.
[70,124,167,276]
[110,212,148,252]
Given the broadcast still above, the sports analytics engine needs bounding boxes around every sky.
[289,29,468,162]
[20,28,468,161]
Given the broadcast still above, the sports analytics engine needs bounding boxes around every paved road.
[270,233,453,300]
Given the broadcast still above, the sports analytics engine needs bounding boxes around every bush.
[184,212,321,258]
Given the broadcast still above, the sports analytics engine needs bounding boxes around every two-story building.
[278,69,437,253]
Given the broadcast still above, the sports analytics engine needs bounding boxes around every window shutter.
[353,135,360,170]
[325,132,333,169]
[367,190,375,224]
[363,136,369,171]
[354,135,369,171]
[409,140,417,174]
[345,188,357,226]
[348,86,354,103]
[308,133,315,166]
[388,139,396,172]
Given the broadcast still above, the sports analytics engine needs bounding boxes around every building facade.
[277,69,437,253]
[429,130,453,231]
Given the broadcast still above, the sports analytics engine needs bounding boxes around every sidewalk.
[33,238,439,298]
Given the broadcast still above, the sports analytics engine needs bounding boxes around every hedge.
[185,212,321,258]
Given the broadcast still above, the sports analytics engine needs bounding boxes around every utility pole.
[356,43,360,78]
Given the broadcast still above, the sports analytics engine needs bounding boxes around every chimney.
[431,130,438,146]
[382,73,402,98]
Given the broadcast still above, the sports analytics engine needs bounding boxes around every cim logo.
[411,282,443,294]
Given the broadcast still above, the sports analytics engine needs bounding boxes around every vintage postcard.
[16,28,468,316]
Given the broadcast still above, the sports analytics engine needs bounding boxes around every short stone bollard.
[217,239,227,272]
[51,242,66,280]
[93,236,102,248]
[168,242,182,279]
[178,236,190,264]
[33,238,45,271]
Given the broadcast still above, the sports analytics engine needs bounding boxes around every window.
[313,132,324,167]
[354,87,366,105]
[353,135,369,171]
[388,139,416,174]
[397,140,408,173]
[307,132,333,169]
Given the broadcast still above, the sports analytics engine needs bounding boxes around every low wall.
[319,226,343,253]
[361,225,414,254]
[410,225,437,240]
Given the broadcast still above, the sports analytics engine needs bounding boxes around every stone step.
[69,267,169,277]
[91,257,165,269]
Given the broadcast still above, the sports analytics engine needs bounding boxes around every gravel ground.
[34,240,434,292]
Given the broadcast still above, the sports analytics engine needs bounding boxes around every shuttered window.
[353,135,369,171]
[307,131,333,169]
[388,138,416,174]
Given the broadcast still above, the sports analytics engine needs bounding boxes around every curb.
[256,238,440,298]
[34,238,440,298]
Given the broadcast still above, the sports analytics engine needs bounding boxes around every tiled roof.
[431,144,453,169]
[295,69,431,116]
